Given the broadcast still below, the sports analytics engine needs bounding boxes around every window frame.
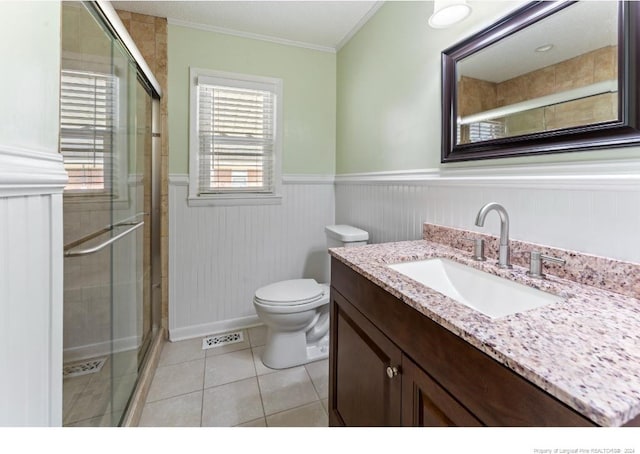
[188,67,283,206]
[59,55,130,207]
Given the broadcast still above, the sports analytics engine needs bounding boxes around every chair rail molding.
[334,158,640,191]
[0,145,68,197]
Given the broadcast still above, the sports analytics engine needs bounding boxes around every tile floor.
[138,325,329,427]
[63,349,139,426]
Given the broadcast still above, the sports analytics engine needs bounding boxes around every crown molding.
[336,1,385,51]
[168,18,336,53]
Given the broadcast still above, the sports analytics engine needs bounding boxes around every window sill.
[187,194,283,207]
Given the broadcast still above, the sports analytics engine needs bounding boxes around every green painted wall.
[336,1,640,174]
[0,1,60,154]
[168,24,336,174]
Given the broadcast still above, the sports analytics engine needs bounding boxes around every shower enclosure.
[60,2,161,426]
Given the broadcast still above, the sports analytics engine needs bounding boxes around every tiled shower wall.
[116,10,170,331]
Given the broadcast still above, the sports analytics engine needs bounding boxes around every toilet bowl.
[253,224,369,369]
[254,279,330,369]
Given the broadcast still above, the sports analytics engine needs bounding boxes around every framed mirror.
[441,1,640,162]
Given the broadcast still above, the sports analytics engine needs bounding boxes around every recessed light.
[535,44,554,53]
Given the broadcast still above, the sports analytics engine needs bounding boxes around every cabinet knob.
[386,366,399,378]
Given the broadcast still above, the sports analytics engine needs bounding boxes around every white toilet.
[253,224,369,369]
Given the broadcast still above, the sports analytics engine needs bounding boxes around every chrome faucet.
[475,202,511,269]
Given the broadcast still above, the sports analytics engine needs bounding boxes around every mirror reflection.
[456,1,619,145]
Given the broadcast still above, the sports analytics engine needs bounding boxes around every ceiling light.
[428,0,472,29]
[535,44,554,52]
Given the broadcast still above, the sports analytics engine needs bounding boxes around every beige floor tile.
[258,366,319,415]
[66,412,116,427]
[204,330,251,357]
[63,374,92,416]
[248,325,267,347]
[63,377,113,425]
[138,391,203,427]
[305,359,329,399]
[322,398,329,414]
[235,417,267,427]
[202,377,264,427]
[204,348,256,388]
[159,338,205,366]
[146,358,204,402]
[266,401,328,427]
[251,346,278,376]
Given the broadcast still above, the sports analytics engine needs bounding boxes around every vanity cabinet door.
[401,354,483,427]
[329,289,402,426]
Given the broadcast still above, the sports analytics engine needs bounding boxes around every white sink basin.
[388,258,561,318]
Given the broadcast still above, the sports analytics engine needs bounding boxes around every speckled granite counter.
[329,235,640,427]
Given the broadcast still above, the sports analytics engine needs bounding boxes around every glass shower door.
[106,41,153,427]
[61,1,154,426]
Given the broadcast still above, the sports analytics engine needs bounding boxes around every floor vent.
[202,331,244,350]
[63,357,107,378]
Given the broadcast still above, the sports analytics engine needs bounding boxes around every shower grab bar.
[63,212,146,251]
[64,221,144,257]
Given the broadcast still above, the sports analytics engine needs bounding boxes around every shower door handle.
[64,221,144,257]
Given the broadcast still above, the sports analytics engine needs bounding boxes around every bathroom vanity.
[328,226,640,427]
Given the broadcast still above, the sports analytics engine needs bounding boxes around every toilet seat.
[255,279,324,305]
[254,279,329,313]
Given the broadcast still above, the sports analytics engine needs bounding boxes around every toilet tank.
[325,225,369,248]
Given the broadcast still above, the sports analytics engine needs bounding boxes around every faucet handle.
[464,238,486,261]
[527,251,566,278]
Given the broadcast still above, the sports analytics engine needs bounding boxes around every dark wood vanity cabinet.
[328,258,596,427]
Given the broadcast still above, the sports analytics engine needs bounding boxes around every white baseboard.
[169,315,262,342]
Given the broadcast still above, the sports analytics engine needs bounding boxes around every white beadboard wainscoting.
[168,174,335,341]
[0,146,67,426]
[335,159,640,264]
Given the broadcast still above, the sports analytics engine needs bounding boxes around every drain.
[202,331,244,350]
[63,357,107,378]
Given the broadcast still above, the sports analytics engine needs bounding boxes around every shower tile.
[63,374,92,416]
[63,377,113,424]
[66,412,115,427]
[204,348,255,388]
[138,391,203,427]
[146,358,204,402]
[158,337,205,366]
[201,377,264,427]
[305,359,329,399]
[248,325,267,347]
[258,366,318,415]
[266,401,328,427]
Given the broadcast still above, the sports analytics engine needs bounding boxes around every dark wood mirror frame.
[441,0,640,163]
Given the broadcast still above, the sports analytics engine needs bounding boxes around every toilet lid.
[255,279,324,305]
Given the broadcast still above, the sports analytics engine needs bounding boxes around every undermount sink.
[388,258,561,318]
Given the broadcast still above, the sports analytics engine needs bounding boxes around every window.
[189,68,283,205]
[60,69,117,193]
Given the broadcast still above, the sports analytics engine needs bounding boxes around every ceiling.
[111,0,383,52]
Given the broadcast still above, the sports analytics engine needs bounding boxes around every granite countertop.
[329,239,640,426]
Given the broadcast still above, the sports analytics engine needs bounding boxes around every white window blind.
[197,78,276,195]
[458,120,506,144]
[60,69,116,193]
